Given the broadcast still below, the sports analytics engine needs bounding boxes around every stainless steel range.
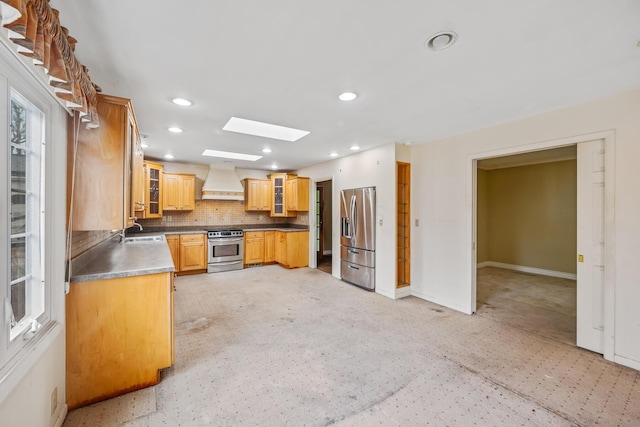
[207,229,244,273]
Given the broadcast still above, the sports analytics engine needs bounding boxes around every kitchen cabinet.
[268,173,309,217]
[244,178,272,211]
[142,161,163,219]
[68,93,144,230]
[162,172,195,211]
[165,233,207,275]
[179,234,207,273]
[244,231,265,265]
[286,176,310,212]
[165,234,179,270]
[66,271,174,409]
[275,231,309,268]
[264,231,275,263]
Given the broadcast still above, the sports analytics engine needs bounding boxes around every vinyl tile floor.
[63,265,640,426]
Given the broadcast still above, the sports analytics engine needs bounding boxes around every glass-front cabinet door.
[144,161,163,218]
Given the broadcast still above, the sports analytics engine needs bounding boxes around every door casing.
[467,130,615,361]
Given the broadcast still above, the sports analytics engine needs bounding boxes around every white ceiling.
[51,1,640,171]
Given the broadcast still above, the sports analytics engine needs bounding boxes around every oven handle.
[209,237,244,243]
[210,260,243,266]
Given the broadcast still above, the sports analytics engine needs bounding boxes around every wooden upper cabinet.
[268,173,309,217]
[286,177,310,211]
[143,161,163,219]
[244,178,271,211]
[68,93,143,230]
[162,172,195,211]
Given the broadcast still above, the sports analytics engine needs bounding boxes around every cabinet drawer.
[179,234,204,243]
[244,231,264,239]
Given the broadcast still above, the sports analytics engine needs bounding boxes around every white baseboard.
[614,354,640,372]
[395,286,411,299]
[53,404,68,427]
[477,261,576,280]
[375,287,396,299]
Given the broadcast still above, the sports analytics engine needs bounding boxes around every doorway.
[475,146,578,345]
[469,131,615,359]
[316,180,332,274]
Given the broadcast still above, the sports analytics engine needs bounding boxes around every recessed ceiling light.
[426,31,458,51]
[350,145,360,151]
[164,154,175,159]
[330,152,338,157]
[271,164,278,170]
[262,148,272,153]
[172,98,192,106]
[202,149,262,161]
[168,127,183,133]
[141,143,149,149]
[338,92,357,101]
[223,117,310,142]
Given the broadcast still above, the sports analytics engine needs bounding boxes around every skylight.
[222,117,310,142]
[202,149,262,161]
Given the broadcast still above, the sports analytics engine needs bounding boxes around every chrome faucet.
[132,222,143,231]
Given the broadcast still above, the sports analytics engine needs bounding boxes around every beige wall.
[480,160,577,273]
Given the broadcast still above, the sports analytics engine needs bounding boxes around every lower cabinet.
[244,230,306,268]
[244,231,265,265]
[264,231,275,263]
[166,233,207,275]
[275,231,309,268]
[66,272,174,409]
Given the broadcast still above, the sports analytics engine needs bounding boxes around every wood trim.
[396,162,411,288]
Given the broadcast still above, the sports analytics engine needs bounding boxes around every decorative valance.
[0,0,100,128]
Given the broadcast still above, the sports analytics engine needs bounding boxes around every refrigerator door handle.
[350,195,357,237]
[348,265,360,270]
[348,249,359,254]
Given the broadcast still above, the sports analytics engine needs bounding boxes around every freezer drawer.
[341,260,375,291]
[340,246,375,268]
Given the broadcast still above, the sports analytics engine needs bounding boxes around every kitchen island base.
[66,272,174,410]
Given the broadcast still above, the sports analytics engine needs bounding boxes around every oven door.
[208,237,244,264]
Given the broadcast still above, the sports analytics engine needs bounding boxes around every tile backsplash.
[138,199,308,228]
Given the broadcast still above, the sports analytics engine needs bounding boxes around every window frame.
[0,52,55,374]
[7,87,47,342]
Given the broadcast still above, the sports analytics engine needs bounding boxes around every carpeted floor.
[64,265,640,426]
[476,267,576,345]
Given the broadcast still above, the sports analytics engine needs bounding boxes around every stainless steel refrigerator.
[340,187,375,290]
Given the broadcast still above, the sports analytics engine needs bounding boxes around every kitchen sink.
[124,235,165,243]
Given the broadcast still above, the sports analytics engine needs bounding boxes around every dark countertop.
[128,223,309,235]
[71,224,309,282]
[70,234,175,283]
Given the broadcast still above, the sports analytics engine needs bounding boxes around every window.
[0,69,51,372]
[8,89,45,342]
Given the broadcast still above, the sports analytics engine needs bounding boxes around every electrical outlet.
[51,387,58,415]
